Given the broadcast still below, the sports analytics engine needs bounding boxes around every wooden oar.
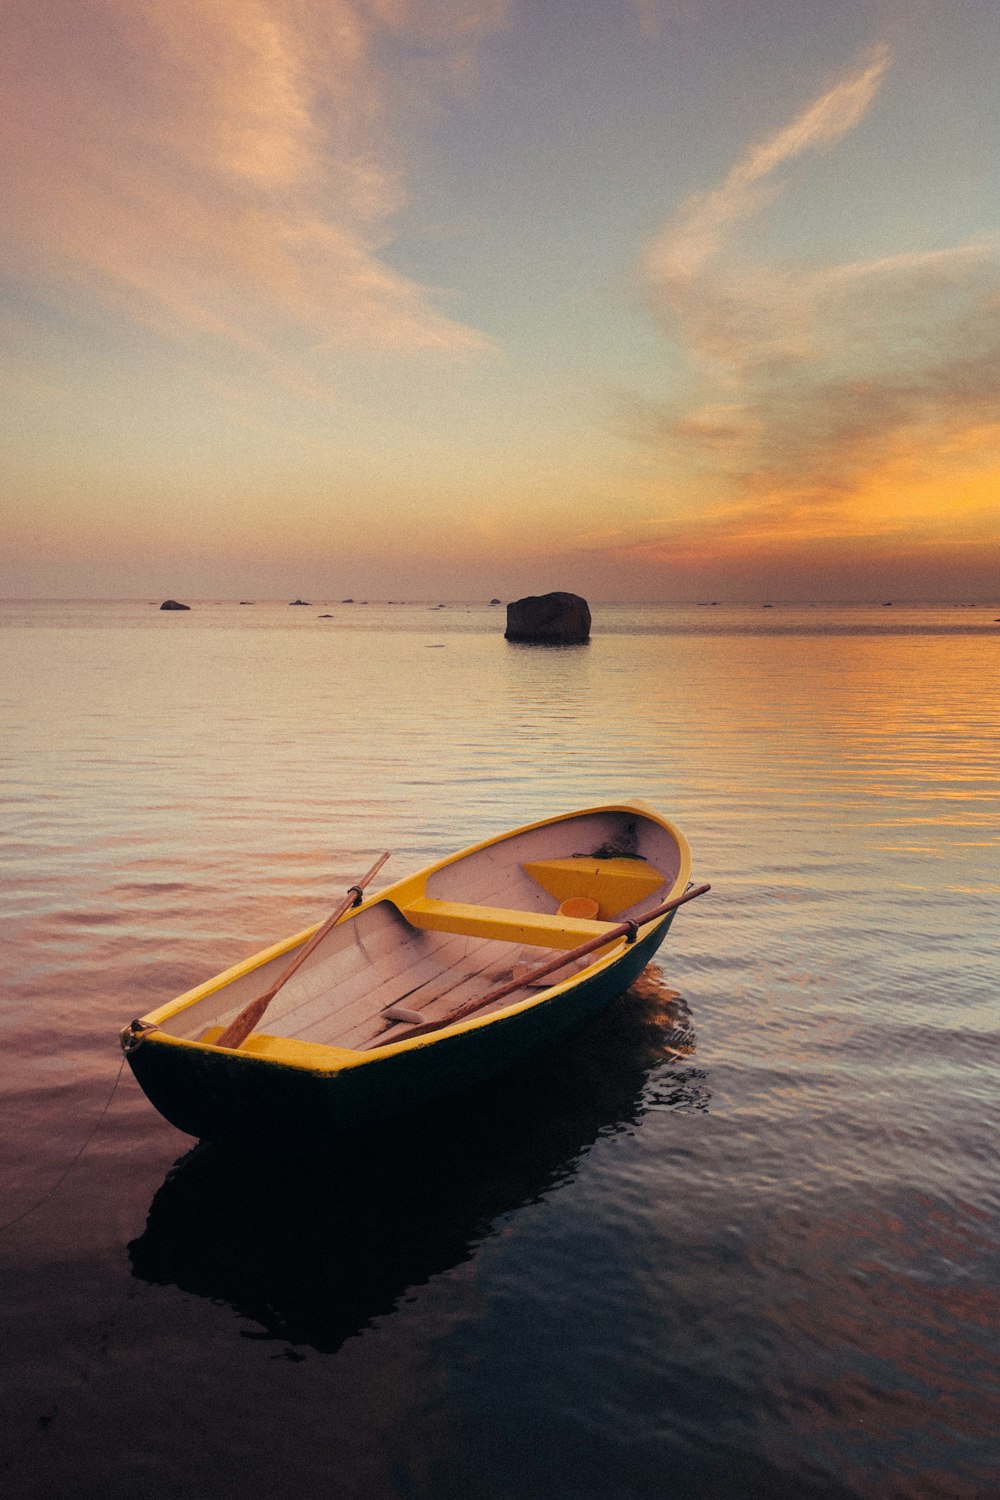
[215,852,391,1050]
[389,881,711,1042]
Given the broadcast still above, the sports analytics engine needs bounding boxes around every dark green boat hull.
[125,915,675,1154]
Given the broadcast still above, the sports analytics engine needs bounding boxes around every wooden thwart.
[386,882,711,1043]
[214,852,391,1050]
[396,895,612,948]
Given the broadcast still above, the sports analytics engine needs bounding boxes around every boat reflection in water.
[128,973,705,1354]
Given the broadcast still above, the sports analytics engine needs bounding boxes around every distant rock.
[342,598,354,604]
[505,591,591,644]
[490,597,502,606]
[289,599,310,606]
[318,613,332,618]
[159,599,190,611]
[239,600,254,605]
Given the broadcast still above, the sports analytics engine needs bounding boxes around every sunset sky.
[3,0,999,601]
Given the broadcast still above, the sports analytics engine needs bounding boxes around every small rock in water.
[160,599,190,611]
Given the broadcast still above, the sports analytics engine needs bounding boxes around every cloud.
[0,0,503,368]
[624,44,1000,591]
[646,44,890,283]
[638,50,894,384]
[635,242,1000,494]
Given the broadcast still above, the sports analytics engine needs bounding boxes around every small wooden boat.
[121,801,707,1151]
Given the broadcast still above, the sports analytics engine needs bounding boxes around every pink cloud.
[646,45,891,283]
[1,0,501,362]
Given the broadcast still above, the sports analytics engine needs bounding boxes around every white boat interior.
[154,809,685,1052]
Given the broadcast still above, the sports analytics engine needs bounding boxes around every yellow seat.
[395,896,616,949]
[522,856,664,919]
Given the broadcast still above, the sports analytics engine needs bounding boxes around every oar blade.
[215,994,272,1051]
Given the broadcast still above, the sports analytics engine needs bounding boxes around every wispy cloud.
[646,44,890,283]
[620,44,1000,589]
[1,1,503,370]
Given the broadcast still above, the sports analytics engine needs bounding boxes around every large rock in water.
[505,591,591,644]
[159,599,190,610]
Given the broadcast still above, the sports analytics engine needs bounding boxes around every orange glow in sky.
[1,2,998,601]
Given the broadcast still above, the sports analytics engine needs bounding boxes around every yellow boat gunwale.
[130,800,692,1075]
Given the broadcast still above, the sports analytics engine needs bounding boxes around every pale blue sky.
[2,0,999,600]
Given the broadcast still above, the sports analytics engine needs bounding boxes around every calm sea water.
[1,599,998,1499]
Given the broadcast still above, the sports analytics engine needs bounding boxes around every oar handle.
[215,851,391,1050]
[258,851,391,1003]
[393,881,711,1042]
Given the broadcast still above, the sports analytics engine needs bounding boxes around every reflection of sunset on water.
[1,598,997,1497]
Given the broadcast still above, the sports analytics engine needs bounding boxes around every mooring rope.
[0,1054,128,1237]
